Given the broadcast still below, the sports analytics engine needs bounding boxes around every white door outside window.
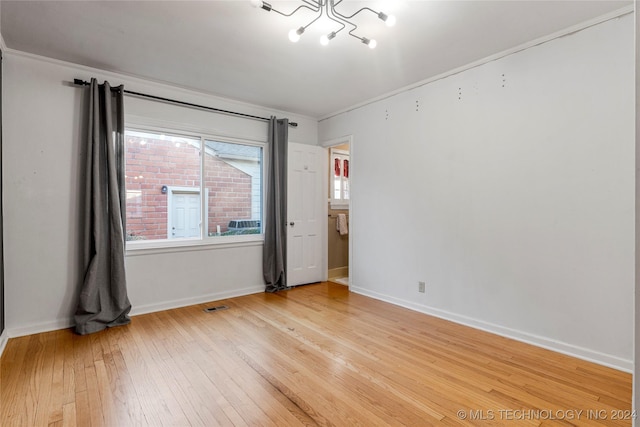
[287,143,324,286]
[169,190,201,238]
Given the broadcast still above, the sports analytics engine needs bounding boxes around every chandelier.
[250,0,396,49]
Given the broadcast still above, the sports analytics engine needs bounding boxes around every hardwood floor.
[1,282,632,426]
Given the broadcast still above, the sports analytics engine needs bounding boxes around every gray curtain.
[75,78,131,335]
[263,117,288,292]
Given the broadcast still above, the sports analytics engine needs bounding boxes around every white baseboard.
[328,267,349,279]
[129,285,264,317]
[7,318,75,339]
[6,285,265,339]
[0,330,8,359]
[350,286,633,373]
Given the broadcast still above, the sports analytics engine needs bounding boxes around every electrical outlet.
[418,281,426,293]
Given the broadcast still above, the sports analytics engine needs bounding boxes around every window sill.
[126,234,264,256]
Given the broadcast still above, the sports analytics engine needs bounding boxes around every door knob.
[290,222,295,226]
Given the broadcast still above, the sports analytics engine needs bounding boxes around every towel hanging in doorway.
[337,213,348,236]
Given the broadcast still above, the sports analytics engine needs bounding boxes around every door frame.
[320,135,353,288]
[166,186,208,239]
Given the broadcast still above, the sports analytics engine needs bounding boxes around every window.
[125,129,263,245]
[330,148,349,209]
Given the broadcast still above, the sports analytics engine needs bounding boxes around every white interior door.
[287,143,324,286]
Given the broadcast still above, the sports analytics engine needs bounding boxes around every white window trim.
[124,123,267,252]
[330,148,350,210]
[126,234,264,256]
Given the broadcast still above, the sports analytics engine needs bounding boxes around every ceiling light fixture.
[250,0,396,49]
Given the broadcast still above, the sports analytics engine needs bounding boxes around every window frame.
[124,123,267,253]
[330,148,350,210]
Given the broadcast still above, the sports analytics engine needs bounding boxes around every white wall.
[3,52,317,336]
[320,14,634,370]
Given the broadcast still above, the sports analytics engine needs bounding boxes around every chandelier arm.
[328,3,364,41]
[347,26,364,42]
[328,18,346,35]
[301,0,321,9]
[271,3,319,17]
[326,1,353,35]
[300,8,324,30]
[332,4,378,21]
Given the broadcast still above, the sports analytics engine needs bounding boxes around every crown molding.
[320,5,634,122]
[3,48,316,124]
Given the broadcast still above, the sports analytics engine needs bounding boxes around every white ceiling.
[0,0,632,118]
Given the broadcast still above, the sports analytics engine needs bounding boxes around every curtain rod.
[72,79,298,128]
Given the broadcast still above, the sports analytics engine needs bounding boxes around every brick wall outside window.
[125,136,252,240]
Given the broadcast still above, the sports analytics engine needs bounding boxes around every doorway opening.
[326,141,350,287]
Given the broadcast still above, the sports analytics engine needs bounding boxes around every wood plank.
[0,282,632,426]
[0,333,32,425]
[47,330,66,425]
[61,402,77,427]
[74,390,91,427]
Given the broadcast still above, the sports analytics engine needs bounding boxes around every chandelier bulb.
[377,11,396,27]
[362,37,377,49]
[288,27,304,43]
[253,0,271,11]
[320,31,336,46]
[385,14,396,27]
